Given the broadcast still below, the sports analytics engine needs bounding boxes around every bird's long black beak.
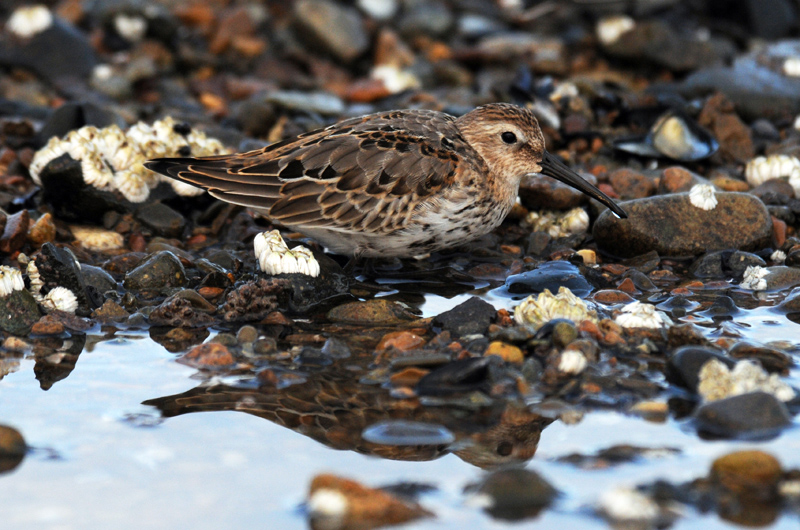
[539,151,627,218]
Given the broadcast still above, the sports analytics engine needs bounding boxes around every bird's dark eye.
[496,442,513,457]
[501,132,517,144]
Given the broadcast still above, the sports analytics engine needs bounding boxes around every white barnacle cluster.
[114,13,147,43]
[254,230,321,277]
[30,117,227,203]
[6,5,53,39]
[614,301,672,329]
[784,57,800,77]
[771,250,787,264]
[70,226,125,252]
[308,488,348,519]
[698,359,795,402]
[740,265,769,291]
[39,286,79,314]
[523,207,589,239]
[514,286,598,331]
[0,266,25,297]
[596,15,635,46]
[371,65,421,94]
[744,154,800,196]
[688,184,717,210]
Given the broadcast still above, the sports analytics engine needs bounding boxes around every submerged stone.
[594,192,772,258]
[694,392,792,439]
[467,468,558,521]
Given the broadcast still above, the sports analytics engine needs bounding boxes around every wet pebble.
[689,250,766,279]
[0,289,41,336]
[178,342,235,368]
[432,297,494,337]
[484,341,523,364]
[90,299,130,323]
[0,425,25,474]
[293,0,369,63]
[135,203,186,238]
[498,261,592,298]
[667,346,734,392]
[328,299,417,326]
[710,450,782,502]
[123,251,187,294]
[0,210,29,254]
[728,342,793,373]
[594,192,772,258]
[466,468,557,521]
[694,391,792,439]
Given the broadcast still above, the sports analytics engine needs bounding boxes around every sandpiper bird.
[145,103,626,258]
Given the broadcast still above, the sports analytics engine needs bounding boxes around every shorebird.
[145,103,626,259]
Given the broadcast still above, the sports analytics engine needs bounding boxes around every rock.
[467,468,558,520]
[308,474,431,528]
[697,92,754,164]
[293,0,369,63]
[432,297,494,337]
[728,342,793,373]
[518,174,593,211]
[594,192,773,258]
[658,166,706,194]
[484,341,523,364]
[0,210,29,254]
[694,392,792,439]
[376,331,426,352]
[710,450,782,501]
[135,202,186,238]
[607,168,655,200]
[0,425,25,474]
[91,299,130,323]
[178,342,235,368]
[416,356,496,396]
[26,212,55,246]
[149,294,215,328]
[0,289,40,336]
[265,90,345,116]
[123,251,187,293]
[80,264,117,297]
[742,265,800,291]
[37,101,126,145]
[328,299,417,325]
[750,178,795,201]
[497,261,592,298]
[775,286,800,313]
[0,16,97,84]
[689,250,766,279]
[398,0,453,38]
[667,346,735,392]
[35,243,95,312]
[220,278,283,322]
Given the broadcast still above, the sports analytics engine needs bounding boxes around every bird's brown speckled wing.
[146,110,479,233]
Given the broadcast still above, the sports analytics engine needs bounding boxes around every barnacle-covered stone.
[522,208,589,239]
[614,301,671,329]
[745,154,800,196]
[40,287,78,314]
[740,265,800,291]
[220,278,285,322]
[0,266,25,297]
[0,265,40,335]
[698,359,795,402]
[30,117,228,205]
[513,286,598,331]
[254,230,321,277]
[70,226,125,251]
[689,184,717,210]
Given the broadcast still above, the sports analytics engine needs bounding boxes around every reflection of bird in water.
[144,369,552,469]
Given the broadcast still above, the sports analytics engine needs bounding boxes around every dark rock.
[0,17,97,84]
[91,299,129,323]
[0,289,40,336]
[496,261,592,299]
[774,286,800,313]
[37,102,126,146]
[416,356,496,396]
[135,202,186,238]
[432,297,494,337]
[594,193,773,258]
[81,264,117,295]
[690,250,766,279]
[467,468,557,520]
[525,232,550,256]
[123,251,187,293]
[35,243,94,312]
[518,174,593,211]
[694,392,792,439]
[220,278,283,322]
[149,295,215,328]
[293,0,369,63]
[667,346,734,392]
[728,342,794,373]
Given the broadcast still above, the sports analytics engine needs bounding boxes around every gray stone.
[433,297,495,338]
[667,346,734,392]
[293,0,368,63]
[694,392,792,439]
[0,289,40,336]
[469,468,557,520]
[123,251,187,293]
[136,203,186,238]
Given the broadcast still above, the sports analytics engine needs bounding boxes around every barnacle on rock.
[70,226,125,251]
[149,297,214,328]
[40,286,78,314]
[254,230,321,277]
[514,286,598,331]
[220,278,286,322]
[523,207,589,239]
[596,15,635,46]
[30,117,228,203]
[0,266,25,297]
[740,265,769,291]
[597,486,659,524]
[771,250,787,264]
[558,350,587,375]
[744,154,800,195]
[698,359,795,402]
[614,301,671,329]
[6,5,53,38]
[688,184,717,210]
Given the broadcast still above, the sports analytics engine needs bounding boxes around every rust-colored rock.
[0,210,29,254]
[376,330,426,352]
[659,166,701,194]
[594,193,773,258]
[390,367,429,387]
[27,213,56,246]
[484,341,523,364]
[31,319,66,336]
[308,474,431,528]
[179,342,235,368]
[607,168,655,200]
[710,450,782,502]
[328,300,418,325]
[593,290,635,305]
[698,92,754,163]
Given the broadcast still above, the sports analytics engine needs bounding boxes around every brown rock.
[327,300,418,325]
[91,299,130,323]
[308,474,431,527]
[27,213,56,246]
[593,290,635,305]
[594,192,773,258]
[376,331,426,352]
[710,450,782,502]
[607,168,656,200]
[31,319,66,336]
[698,92,754,163]
[659,166,702,194]
[518,174,592,210]
[750,178,795,200]
[0,210,29,254]
[179,342,235,368]
[390,367,429,386]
